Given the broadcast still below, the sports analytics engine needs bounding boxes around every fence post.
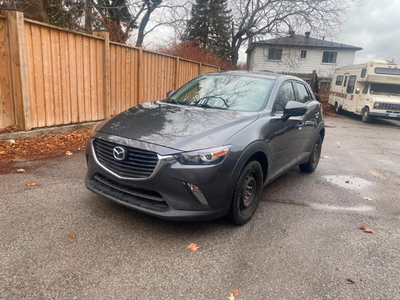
[93,31,110,118]
[175,56,180,90]
[4,9,31,130]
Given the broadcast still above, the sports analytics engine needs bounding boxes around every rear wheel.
[299,135,322,173]
[229,161,263,225]
[334,102,342,114]
[361,107,373,123]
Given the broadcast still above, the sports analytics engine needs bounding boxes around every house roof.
[246,34,363,53]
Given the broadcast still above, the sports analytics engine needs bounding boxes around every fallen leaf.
[231,289,239,296]
[187,243,199,252]
[336,141,341,145]
[65,151,73,156]
[369,169,386,180]
[0,151,6,155]
[58,226,65,230]
[69,232,77,238]
[345,179,350,183]
[346,278,356,284]
[363,197,373,201]
[26,182,37,186]
[322,203,330,207]
[358,225,374,234]
[227,293,235,300]
[17,168,25,173]
[277,244,284,249]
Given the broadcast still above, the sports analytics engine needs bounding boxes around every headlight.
[174,146,231,165]
[373,102,381,109]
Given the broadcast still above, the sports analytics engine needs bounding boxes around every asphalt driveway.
[1,113,400,300]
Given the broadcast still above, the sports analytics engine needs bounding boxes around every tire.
[334,102,342,114]
[229,161,263,225]
[299,135,322,173]
[361,107,373,123]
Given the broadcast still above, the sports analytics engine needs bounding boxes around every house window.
[346,75,357,94]
[300,50,307,58]
[322,51,337,63]
[268,48,282,60]
[335,75,344,86]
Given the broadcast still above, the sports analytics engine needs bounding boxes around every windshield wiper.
[195,103,228,110]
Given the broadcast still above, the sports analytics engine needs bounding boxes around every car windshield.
[370,83,400,96]
[167,74,273,111]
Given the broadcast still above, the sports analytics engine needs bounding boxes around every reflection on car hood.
[97,101,259,151]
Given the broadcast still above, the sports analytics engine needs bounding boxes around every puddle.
[323,175,372,190]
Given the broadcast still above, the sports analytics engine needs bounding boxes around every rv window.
[294,82,311,103]
[343,76,348,87]
[322,51,337,63]
[375,67,400,75]
[300,50,307,58]
[335,75,344,86]
[370,84,400,95]
[362,85,369,94]
[346,75,357,94]
[268,48,282,60]
[361,68,367,78]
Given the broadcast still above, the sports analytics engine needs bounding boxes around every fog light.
[186,183,209,205]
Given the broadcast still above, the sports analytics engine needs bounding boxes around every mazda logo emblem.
[113,146,126,161]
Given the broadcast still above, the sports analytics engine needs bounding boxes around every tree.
[228,0,357,65]
[184,0,231,60]
[135,0,162,47]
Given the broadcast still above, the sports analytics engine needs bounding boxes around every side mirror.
[355,88,360,94]
[166,90,175,98]
[282,101,307,120]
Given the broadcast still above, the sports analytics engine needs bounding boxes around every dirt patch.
[0,128,92,173]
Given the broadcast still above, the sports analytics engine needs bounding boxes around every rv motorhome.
[328,60,400,122]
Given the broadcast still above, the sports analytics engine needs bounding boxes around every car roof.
[202,70,302,81]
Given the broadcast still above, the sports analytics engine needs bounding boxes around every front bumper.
[85,136,237,221]
[369,110,400,119]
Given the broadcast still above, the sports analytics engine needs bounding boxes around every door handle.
[295,122,304,130]
[314,112,320,118]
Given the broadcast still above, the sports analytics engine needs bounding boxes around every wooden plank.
[110,44,116,115]
[89,38,98,120]
[68,32,78,123]
[75,34,84,122]
[50,28,62,125]
[59,31,71,124]
[126,48,131,109]
[138,47,143,104]
[96,39,104,119]
[40,26,55,126]
[4,10,31,129]
[31,23,46,128]
[23,22,37,128]
[82,36,91,121]
[121,46,126,111]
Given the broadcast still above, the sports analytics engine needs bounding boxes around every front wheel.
[229,161,263,225]
[361,107,373,123]
[299,135,322,173]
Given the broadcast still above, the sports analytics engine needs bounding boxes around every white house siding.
[249,46,356,78]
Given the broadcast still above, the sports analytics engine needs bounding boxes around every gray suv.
[85,71,325,224]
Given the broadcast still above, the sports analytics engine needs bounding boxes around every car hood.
[97,101,259,151]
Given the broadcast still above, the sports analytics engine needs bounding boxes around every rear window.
[374,68,400,75]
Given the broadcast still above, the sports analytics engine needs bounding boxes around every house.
[246,32,362,78]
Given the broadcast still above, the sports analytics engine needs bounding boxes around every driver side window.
[273,82,295,112]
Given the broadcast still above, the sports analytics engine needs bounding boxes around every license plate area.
[389,113,399,117]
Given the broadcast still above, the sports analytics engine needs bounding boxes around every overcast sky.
[143,0,400,65]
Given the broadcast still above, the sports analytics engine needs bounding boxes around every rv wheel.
[361,107,373,123]
[334,102,342,114]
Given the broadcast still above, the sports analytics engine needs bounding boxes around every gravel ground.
[1,113,399,300]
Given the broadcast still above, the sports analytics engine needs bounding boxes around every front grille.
[88,173,169,212]
[380,103,400,112]
[93,138,158,179]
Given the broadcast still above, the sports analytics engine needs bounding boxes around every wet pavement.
[1,112,400,299]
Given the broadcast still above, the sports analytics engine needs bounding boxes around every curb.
[0,121,98,140]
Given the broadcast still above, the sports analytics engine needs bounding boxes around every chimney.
[305,32,310,38]
[289,30,295,37]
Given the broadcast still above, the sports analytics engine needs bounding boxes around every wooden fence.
[0,10,221,130]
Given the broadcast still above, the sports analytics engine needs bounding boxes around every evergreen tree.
[184,0,232,61]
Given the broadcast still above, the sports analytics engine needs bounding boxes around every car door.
[293,81,321,161]
[267,81,305,178]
